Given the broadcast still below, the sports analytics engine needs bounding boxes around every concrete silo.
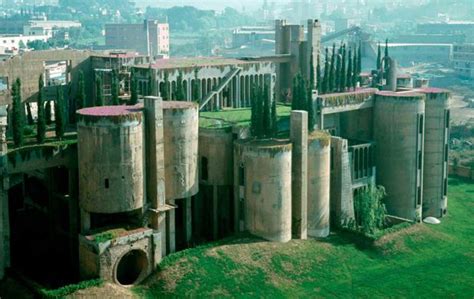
[374,91,426,221]
[234,139,292,243]
[420,88,450,218]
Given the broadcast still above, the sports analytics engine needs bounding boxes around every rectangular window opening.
[105,178,110,189]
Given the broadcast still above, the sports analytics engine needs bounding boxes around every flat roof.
[137,57,258,70]
[77,105,141,117]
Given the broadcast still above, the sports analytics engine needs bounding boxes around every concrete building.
[452,43,474,79]
[0,18,452,287]
[105,20,169,59]
[23,20,82,38]
[0,34,49,51]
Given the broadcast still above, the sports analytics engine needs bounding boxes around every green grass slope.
[134,177,474,298]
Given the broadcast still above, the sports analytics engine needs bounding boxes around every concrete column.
[144,96,167,257]
[184,197,192,244]
[290,111,308,239]
[236,77,241,108]
[212,185,218,239]
[166,200,176,254]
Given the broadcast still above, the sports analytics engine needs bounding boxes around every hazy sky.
[136,0,269,11]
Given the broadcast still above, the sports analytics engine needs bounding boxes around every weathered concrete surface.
[163,101,199,200]
[79,228,160,285]
[235,139,292,243]
[290,111,308,239]
[0,50,94,105]
[198,127,234,186]
[77,107,145,214]
[330,137,355,227]
[144,96,167,258]
[307,131,331,238]
[374,92,426,221]
[0,114,9,280]
[421,89,450,218]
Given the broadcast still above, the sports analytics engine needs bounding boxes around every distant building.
[105,20,169,59]
[23,20,82,38]
[387,43,453,66]
[452,44,474,79]
[0,34,49,51]
[232,26,275,48]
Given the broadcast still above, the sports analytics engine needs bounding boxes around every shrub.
[353,185,387,236]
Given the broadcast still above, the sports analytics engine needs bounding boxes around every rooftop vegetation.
[199,104,291,129]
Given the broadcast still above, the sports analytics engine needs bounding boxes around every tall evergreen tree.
[357,41,362,75]
[340,44,347,91]
[255,85,264,139]
[192,69,200,102]
[307,85,314,131]
[95,76,104,106]
[384,39,390,79]
[384,38,389,59]
[148,67,154,96]
[130,70,138,105]
[292,74,300,110]
[376,43,382,70]
[250,84,258,137]
[11,78,24,147]
[45,100,52,125]
[162,72,170,101]
[329,43,336,92]
[322,47,329,94]
[347,48,353,91]
[111,70,120,105]
[26,102,34,125]
[352,47,358,90]
[176,71,185,100]
[37,74,46,143]
[262,83,271,137]
[55,86,65,139]
[309,48,315,90]
[335,46,342,92]
[77,70,86,109]
[271,95,278,137]
[316,54,322,94]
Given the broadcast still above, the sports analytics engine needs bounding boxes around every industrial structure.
[0,18,451,288]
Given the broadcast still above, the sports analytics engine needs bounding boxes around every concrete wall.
[374,92,426,221]
[234,139,292,242]
[77,107,145,214]
[0,50,94,105]
[307,131,331,237]
[339,108,373,141]
[422,89,450,218]
[163,101,199,200]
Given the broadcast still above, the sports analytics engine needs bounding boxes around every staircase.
[199,67,242,111]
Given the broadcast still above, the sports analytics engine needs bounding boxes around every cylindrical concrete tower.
[163,101,199,200]
[198,127,234,186]
[77,106,144,214]
[374,91,426,221]
[235,139,292,243]
[307,131,331,238]
[421,88,450,218]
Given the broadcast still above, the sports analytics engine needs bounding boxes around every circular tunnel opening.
[115,250,148,286]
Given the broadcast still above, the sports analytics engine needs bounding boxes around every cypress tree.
[262,83,271,137]
[271,95,278,137]
[352,47,358,90]
[176,71,185,100]
[316,54,322,94]
[148,67,154,96]
[385,38,389,59]
[130,71,138,105]
[55,86,65,139]
[322,47,329,94]
[357,41,362,75]
[77,71,86,109]
[192,69,200,102]
[341,44,347,91]
[250,84,258,137]
[111,70,120,105]
[37,74,46,143]
[307,85,314,132]
[384,39,390,79]
[335,47,342,92]
[347,47,353,91]
[95,76,104,106]
[299,75,308,112]
[26,102,34,125]
[255,85,264,139]
[12,78,24,147]
[309,48,315,90]
[45,100,52,125]
[329,43,336,92]
[162,72,170,101]
[376,43,382,70]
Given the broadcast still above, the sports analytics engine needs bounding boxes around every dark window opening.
[419,114,424,135]
[239,165,245,187]
[445,110,450,128]
[444,178,448,196]
[417,186,422,206]
[445,144,449,162]
[201,157,209,181]
[105,178,110,189]
[418,151,423,170]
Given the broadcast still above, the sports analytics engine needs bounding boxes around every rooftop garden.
[199,104,292,129]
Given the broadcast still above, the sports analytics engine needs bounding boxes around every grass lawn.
[133,177,474,298]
